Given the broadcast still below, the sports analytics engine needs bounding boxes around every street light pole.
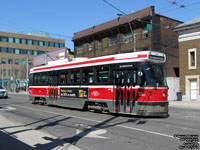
[117,13,136,52]
[1,63,4,87]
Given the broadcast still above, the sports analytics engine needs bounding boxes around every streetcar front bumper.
[136,101,169,117]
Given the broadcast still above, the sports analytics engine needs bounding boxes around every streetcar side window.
[33,73,41,85]
[82,68,94,84]
[29,74,33,86]
[70,69,81,84]
[96,66,110,84]
[59,71,68,85]
[41,72,48,85]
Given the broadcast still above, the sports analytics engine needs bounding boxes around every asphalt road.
[0,95,199,150]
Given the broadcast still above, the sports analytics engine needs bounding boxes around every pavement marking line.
[0,115,82,150]
[12,104,178,140]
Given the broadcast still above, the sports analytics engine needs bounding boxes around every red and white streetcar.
[29,51,168,117]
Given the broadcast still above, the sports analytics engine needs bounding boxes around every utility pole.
[1,63,4,87]
[26,55,29,92]
[117,13,136,52]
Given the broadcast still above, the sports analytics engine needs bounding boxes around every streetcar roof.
[30,51,166,73]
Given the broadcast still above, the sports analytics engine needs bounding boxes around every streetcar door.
[48,74,58,104]
[114,70,134,113]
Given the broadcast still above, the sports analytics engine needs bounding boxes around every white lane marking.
[13,105,176,139]
[0,106,16,111]
[76,124,109,139]
[0,115,82,150]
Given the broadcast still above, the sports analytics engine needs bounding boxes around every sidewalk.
[8,91,29,95]
[169,100,200,109]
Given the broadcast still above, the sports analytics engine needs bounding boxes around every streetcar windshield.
[141,63,167,87]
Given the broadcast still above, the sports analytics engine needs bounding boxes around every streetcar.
[29,51,168,117]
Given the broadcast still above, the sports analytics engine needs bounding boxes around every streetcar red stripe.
[32,54,147,72]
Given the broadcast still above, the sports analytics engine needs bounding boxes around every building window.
[1,58,6,64]
[1,47,7,53]
[50,42,54,47]
[33,50,38,56]
[142,28,149,39]
[55,43,59,48]
[28,39,32,45]
[87,42,93,51]
[21,39,27,44]
[27,50,33,55]
[15,59,19,65]
[21,59,26,66]
[123,32,133,43]
[15,38,20,44]
[98,40,102,50]
[8,48,14,53]
[39,41,44,46]
[188,48,197,69]
[8,59,13,64]
[8,70,13,76]
[1,36,7,42]
[109,35,117,46]
[28,60,32,65]
[21,49,27,55]
[15,70,19,76]
[33,40,38,46]
[15,49,20,54]
[44,41,49,47]
[8,37,14,43]
[60,43,64,48]
[77,45,83,54]
[2,69,6,76]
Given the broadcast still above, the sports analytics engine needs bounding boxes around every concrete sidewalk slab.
[169,101,200,109]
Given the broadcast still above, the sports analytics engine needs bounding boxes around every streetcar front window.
[141,63,167,87]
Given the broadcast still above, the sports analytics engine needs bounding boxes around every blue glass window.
[1,58,6,64]
[2,69,6,76]
[39,41,44,46]
[33,40,38,46]
[55,43,59,48]
[44,41,49,47]
[1,36,7,42]
[60,43,64,48]
[15,59,19,65]
[21,49,27,54]
[8,59,13,64]
[15,49,20,54]
[21,59,26,66]
[8,48,14,53]
[33,50,38,56]
[28,39,32,45]
[27,50,33,55]
[1,47,7,53]
[8,70,13,76]
[8,37,14,43]
[15,38,20,44]
[21,39,27,44]
[50,42,54,47]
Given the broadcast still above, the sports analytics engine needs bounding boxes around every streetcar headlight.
[162,92,166,97]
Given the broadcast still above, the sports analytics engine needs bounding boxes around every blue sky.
[0,0,200,50]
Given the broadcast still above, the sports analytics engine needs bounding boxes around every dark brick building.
[72,6,182,79]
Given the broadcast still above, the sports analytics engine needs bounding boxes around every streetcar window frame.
[95,65,110,84]
[69,69,81,84]
[59,70,68,85]
[81,67,94,84]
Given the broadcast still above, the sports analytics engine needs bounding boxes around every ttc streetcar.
[29,51,168,117]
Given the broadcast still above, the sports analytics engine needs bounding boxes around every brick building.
[174,17,200,101]
[72,6,182,100]
[0,31,65,91]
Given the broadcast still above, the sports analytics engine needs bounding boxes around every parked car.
[0,85,8,98]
